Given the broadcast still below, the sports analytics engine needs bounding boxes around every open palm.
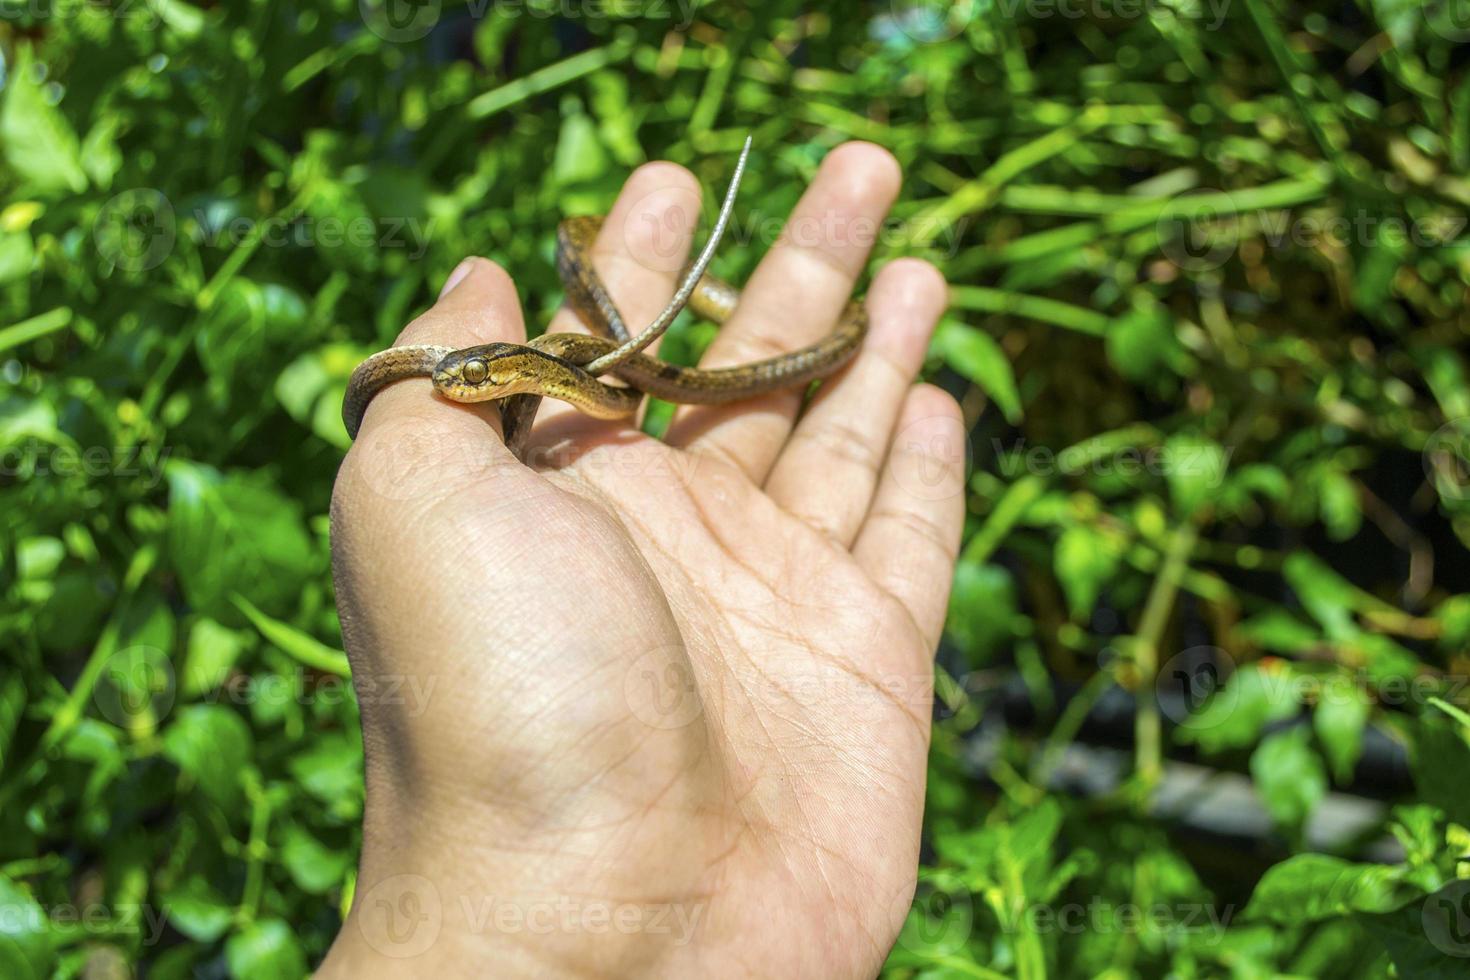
[322,143,965,979]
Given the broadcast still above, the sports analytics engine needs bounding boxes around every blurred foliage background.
[2,0,1470,976]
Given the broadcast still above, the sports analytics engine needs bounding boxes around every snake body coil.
[343,144,868,459]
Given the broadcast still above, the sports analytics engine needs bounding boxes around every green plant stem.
[238,770,272,922]
[949,286,1111,336]
[0,307,73,354]
[0,544,156,813]
[930,956,1011,980]
[1241,0,1358,190]
[1428,697,1470,729]
[954,174,1329,275]
[232,594,352,677]
[689,40,737,137]
[962,475,1046,565]
[908,105,1114,245]
[999,848,1048,980]
[138,193,307,420]
[466,31,637,119]
[1133,523,1198,793]
[2,854,66,878]
[197,195,308,311]
[1032,669,1116,785]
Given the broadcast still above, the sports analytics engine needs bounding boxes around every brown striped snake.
[342,138,868,459]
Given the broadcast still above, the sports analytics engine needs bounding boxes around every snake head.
[431,344,542,402]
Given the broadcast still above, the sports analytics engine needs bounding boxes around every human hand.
[321,142,964,979]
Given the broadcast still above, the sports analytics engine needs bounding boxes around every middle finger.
[664,141,901,483]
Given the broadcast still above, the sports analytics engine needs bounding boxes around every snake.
[341,139,868,460]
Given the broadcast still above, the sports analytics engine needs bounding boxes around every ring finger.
[763,258,949,546]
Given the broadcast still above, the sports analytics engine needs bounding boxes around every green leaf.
[1053,524,1120,621]
[888,869,977,963]
[1411,722,1470,827]
[281,825,352,894]
[935,318,1023,423]
[1283,551,1359,640]
[945,561,1019,662]
[1314,683,1370,783]
[273,353,330,422]
[80,116,123,188]
[166,462,316,624]
[1249,726,1327,830]
[1355,632,1420,690]
[1175,663,1299,752]
[0,874,55,980]
[16,536,64,580]
[0,395,60,444]
[152,0,206,37]
[161,705,253,808]
[233,595,350,677]
[160,876,233,943]
[1388,804,1446,869]
[1105,300,1180,381]
[1351,212,1409,315]
[589,69,643,166]
[1222,463,1291,509]
[1244,855,1421,923]
[1434,594,1470,654]
[197,281,310,381]
[287,733,363,817]
[1004,797,1064,879]
[1162,434,1228,518]
[1234,609,1321,653]
[1317,467,1362,541]
[225,919,307,980]
[0,48,87,194]
[1360,897,1470,980]
[0,674,24,770]
[0,231,35,285]
[144,946,203,980]
[63,717,122,764]
[37,570,110,653]
[274,343,362,448]
[182,618,249,698]
[552,108,610,187]
[1418,345,1470,421]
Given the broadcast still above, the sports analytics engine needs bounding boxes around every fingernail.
[439,259,475,299]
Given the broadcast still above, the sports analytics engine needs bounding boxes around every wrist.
[317,787,713,978]
[319,861,708,979]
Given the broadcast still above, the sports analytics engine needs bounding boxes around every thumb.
[354,257,529,445]
[340,258,534,508]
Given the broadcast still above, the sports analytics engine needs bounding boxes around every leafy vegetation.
[2,0,1469,976]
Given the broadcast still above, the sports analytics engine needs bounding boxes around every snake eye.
[461,358,489,385]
